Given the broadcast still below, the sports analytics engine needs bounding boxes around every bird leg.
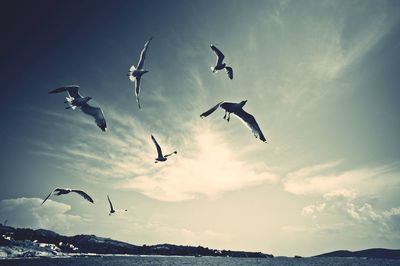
[223,110,227,119]
[227,112,231,122]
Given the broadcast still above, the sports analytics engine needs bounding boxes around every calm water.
[0,256,398,266]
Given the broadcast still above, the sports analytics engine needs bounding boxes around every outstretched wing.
[107,195,115,212]
[151,135,163,158]
[225,66,233,80]
[80,104,107,131]
[234,109,267,142]
[137,37,153,70]
[134,77,141,109]
[71,189,94,203]
[200,101,223,118]
[41,189,56,205]
[164,151,177,158]
[49,85,82,99]
[210,45,225,66]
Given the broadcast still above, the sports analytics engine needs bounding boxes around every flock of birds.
[42,38,267,215]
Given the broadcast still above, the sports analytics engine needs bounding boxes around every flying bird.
[41,188,94,205]
[128,37,153,109]
[200,100,267,142]
[151,135,177,163]
[107,195,127,216]
[48,85,107,131]
[210,44,233,80]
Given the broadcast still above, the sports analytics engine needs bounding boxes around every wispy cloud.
[30,108,152,182]
[120,127,277,201]
[31,105,277,202]
[247,0,400,116]
[283,161,399,196]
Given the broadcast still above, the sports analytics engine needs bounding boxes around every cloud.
[0,198,84,234]
[323,189,357,201]
[302,189,360,220]
[32,106,277,202]
[249,1,400,115]
[30,108,153,182]
[284,161,400,241]
[300,189,400,239]
[301,202,326,219]
[120,127,277,201]
[283,161,398,196]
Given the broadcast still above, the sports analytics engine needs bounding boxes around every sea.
[0,256,399,266]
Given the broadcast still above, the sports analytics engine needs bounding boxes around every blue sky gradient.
[1,0,400,256]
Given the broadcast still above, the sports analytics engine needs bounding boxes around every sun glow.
[121,127,277,201]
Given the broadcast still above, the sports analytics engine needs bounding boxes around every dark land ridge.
[0,224,272,258]
[315,248,400,260]
[1,224,399,259]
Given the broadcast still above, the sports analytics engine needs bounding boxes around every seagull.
[210,44,233,80]
[107,195,127,216]
[151,135,177,163]
[200,100,267,142]
[128,37,153,109]
[49,85,107,131]
[41,188,94,205]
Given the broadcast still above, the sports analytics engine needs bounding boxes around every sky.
[1,0,400,257]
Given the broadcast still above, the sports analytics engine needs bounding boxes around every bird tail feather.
[129,65,136,72]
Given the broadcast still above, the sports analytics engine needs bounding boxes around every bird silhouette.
[210,45,233,80]
[200,100,267,142]
[49,85,107,131]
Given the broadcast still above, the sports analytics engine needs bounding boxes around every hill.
[0,224,273,258]
[315,248,400,259]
